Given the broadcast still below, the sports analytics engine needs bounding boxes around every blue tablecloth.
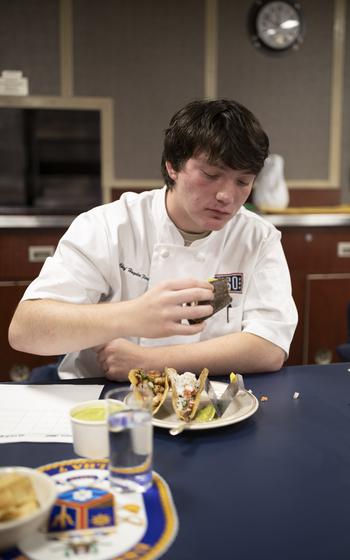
[2,362,350,560]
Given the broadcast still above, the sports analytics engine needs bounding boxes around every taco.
[128,368,169,414]
[166,367,209,421]
[188,277,232,324]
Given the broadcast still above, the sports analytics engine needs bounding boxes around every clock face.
[250,1,304,53]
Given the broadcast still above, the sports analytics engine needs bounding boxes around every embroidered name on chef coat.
[214,273,243,293]
[119,262,149,282]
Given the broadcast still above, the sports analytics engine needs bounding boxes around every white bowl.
[0,466,57,552]
[70,399,109,459]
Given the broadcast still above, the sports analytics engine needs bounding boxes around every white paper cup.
[70,400,109,459]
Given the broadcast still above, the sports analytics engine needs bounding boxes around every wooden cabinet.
[0,228,67,381]
[280,226,350,365]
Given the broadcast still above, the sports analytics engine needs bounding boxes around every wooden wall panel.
[288,189,341,207]
[305,275,350,364]
[281,226,350,365]
[0,229,65,280]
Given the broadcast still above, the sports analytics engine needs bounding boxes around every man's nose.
[216,185,233,204]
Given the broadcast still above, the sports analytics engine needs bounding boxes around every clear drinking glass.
[104,386,153,494]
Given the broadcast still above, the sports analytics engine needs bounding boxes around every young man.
[9,99,298,380]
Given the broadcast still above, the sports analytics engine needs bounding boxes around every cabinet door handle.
[337,242,350,257]
[28,245,55,263]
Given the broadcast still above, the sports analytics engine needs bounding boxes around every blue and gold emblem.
[2,459,178,560]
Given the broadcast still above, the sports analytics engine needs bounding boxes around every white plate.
[152,381,259,430]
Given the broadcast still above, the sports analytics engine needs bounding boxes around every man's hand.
[95,331,286,382]
[128,278,214,338]
[96,338,151,381]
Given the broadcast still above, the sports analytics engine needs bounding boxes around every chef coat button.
[160,249,170,258]
[196,252,205,262]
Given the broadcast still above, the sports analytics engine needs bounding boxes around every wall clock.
[248,1,304,54]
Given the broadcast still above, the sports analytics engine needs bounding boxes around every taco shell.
[167,367,209,421]
[128,368,169,415]
[188,277,232,324]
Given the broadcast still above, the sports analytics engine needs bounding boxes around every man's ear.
[165,161,177,181]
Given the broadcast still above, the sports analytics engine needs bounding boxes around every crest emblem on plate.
[9,459,178,560]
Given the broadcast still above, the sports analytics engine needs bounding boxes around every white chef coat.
[22,186,298,379]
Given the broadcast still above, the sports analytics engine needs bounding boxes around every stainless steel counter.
[1,213,350,228]
[0,215,75,228]
[261,213,350,227]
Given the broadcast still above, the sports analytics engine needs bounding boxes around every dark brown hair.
[161,98,269,188]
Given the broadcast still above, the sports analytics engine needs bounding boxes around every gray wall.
[218,0,333,181]
[73,0,205,180]
[0,0,348,200]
